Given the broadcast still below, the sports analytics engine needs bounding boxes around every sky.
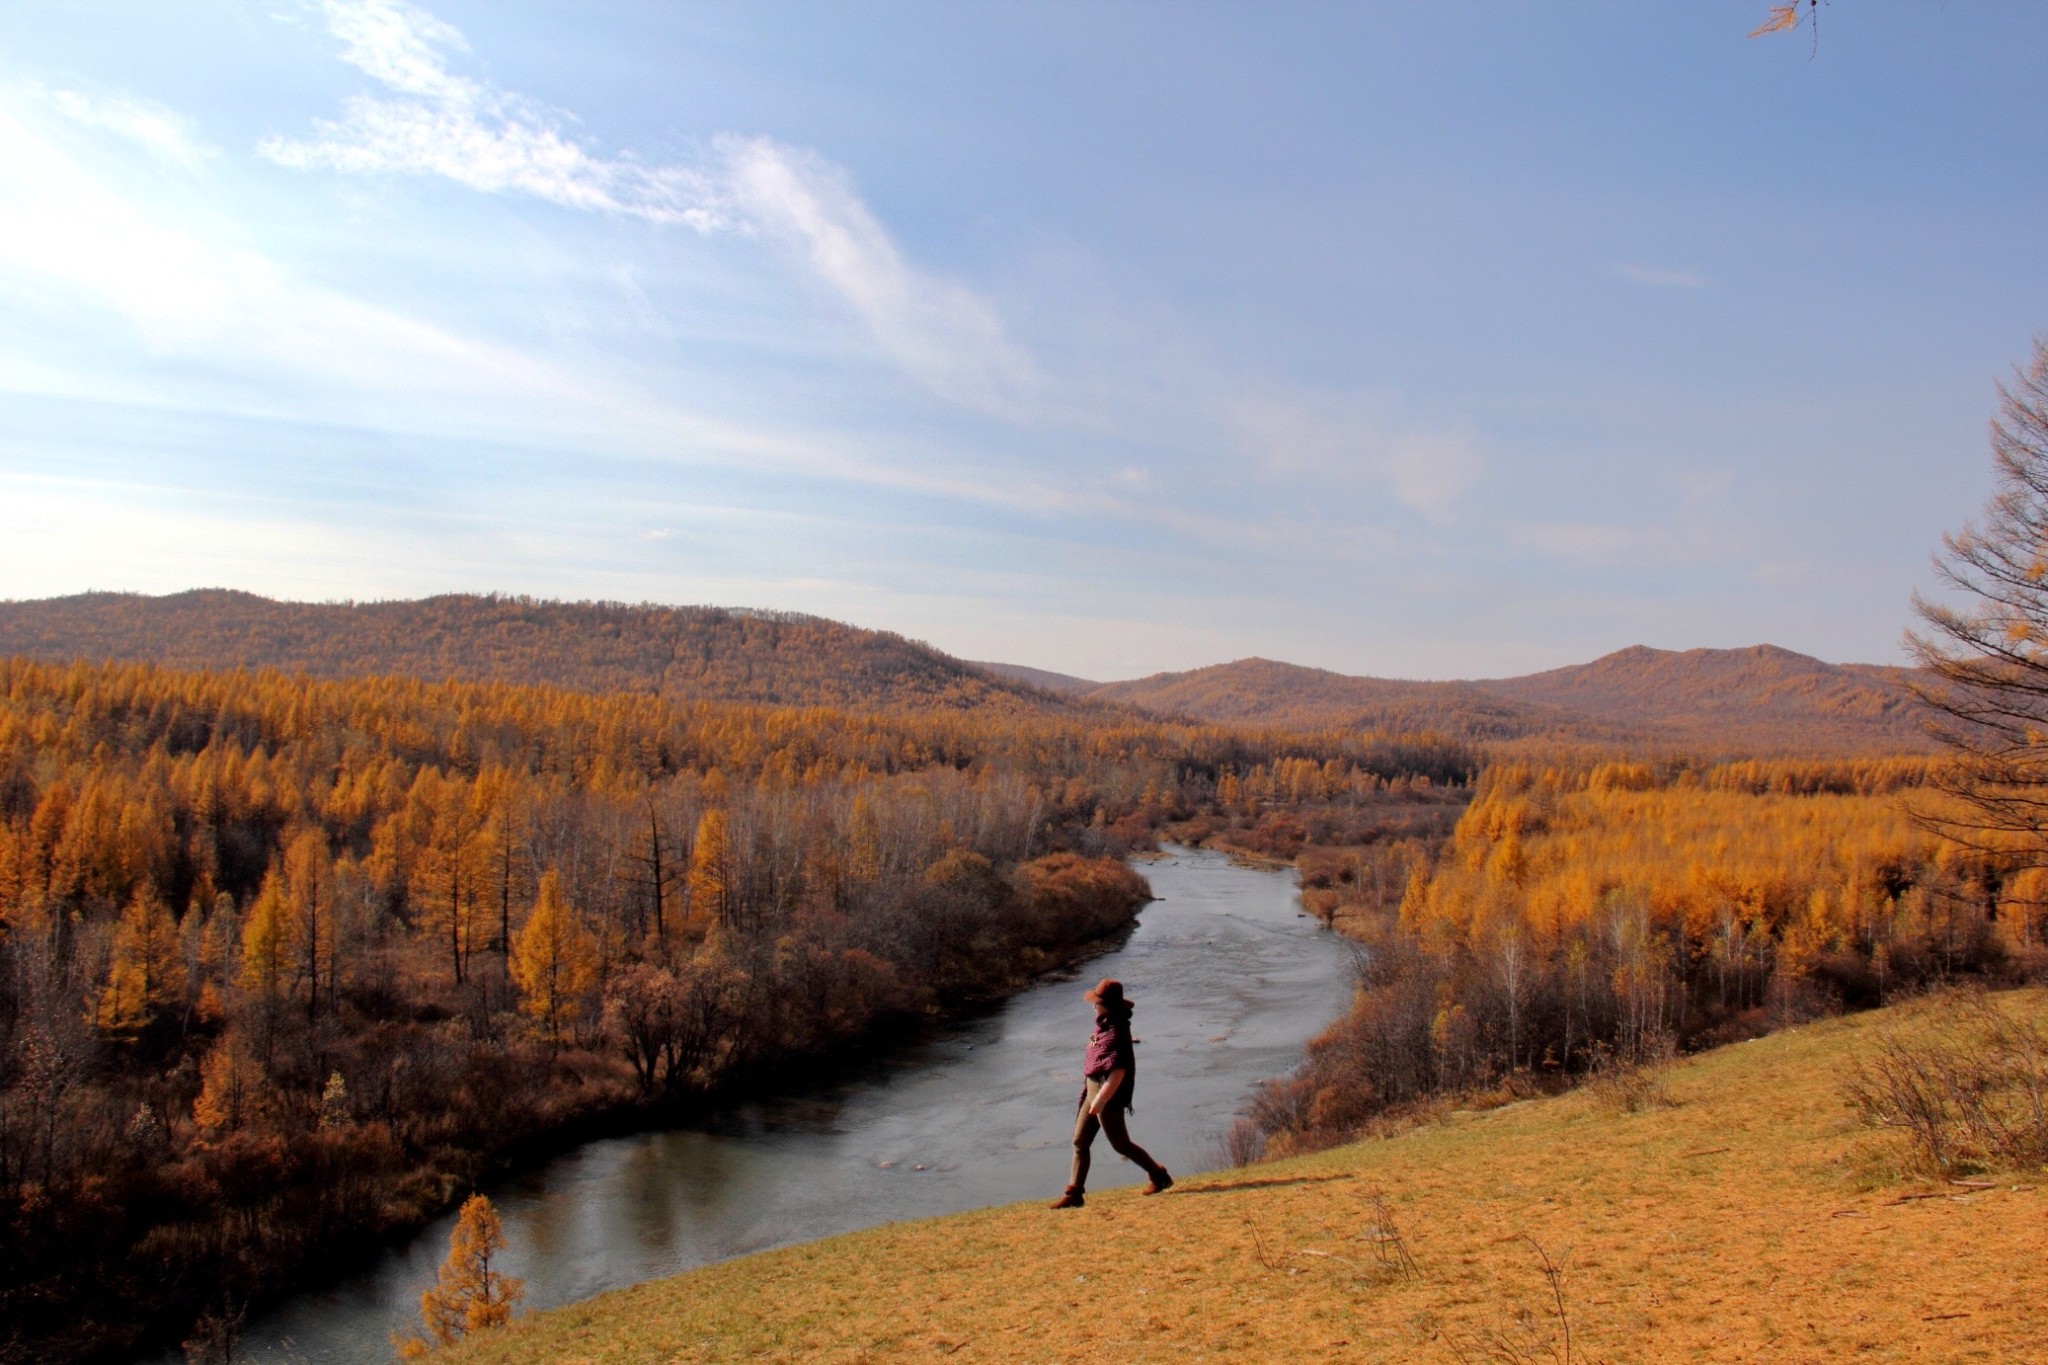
[2,1,2045,681]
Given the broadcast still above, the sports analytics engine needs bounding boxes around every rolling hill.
[1084,657,1620,744]
[1480,642,1932,752]
[0,590,1069,713]
[1086,647,1936,754]
[0,591,1937,752]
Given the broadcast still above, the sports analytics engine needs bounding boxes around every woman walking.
[1050,978,1172,1208]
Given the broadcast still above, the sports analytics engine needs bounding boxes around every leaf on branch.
[1749,3,1803,38]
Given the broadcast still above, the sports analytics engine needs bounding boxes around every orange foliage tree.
[396,1193,524,1357]
[511,869,598,1042]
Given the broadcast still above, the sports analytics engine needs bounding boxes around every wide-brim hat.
[1085,977,1128,1007]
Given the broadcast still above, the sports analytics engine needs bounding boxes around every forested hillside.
[1482,644,1932,753]
[967,661,1101,695]
[1086,658,1613,744]
[0,592,1066,714]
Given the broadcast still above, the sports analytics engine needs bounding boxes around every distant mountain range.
[0,591,1935,753]
[1074,647,1933,753]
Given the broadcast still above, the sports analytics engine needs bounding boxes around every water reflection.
[198,846,1351,1364]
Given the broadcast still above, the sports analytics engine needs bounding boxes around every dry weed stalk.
[1585,1035,1675,1116]
[1445,1234,1604,1365]
[179,1295,248,1365]
[1363,1188,1422,1281]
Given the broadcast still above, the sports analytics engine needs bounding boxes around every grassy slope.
[446,992,2047,1364]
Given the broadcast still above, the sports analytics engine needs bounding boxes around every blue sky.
[2,1,2044,680]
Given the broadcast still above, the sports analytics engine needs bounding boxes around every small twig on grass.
[1244,1217,1282,1272]
[1525,1235,1572,1365]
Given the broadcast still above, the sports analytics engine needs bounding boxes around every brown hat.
[1084,978,1128,1008]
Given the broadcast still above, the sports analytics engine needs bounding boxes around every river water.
[207,846,1354,1363]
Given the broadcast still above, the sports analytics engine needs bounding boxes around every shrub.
[1845,989,2048,1175]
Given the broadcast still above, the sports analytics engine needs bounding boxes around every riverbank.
[440,988,2048,1363]
[193,847,1355,1363]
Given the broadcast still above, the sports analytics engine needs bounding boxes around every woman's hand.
[1088,1068,1126,1116]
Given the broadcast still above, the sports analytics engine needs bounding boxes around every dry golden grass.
[447,991,2048,1364]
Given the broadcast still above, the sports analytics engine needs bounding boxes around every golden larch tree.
[281,825,333,1024]
[511,869,597,1042]
[687,807,734,928]
[96,887,187,1030]
[239,871,291,1002]
[192,1028,264,1135]
[396,1193,524,1357]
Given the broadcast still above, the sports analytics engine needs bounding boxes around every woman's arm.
[1087,1068,1126,1116]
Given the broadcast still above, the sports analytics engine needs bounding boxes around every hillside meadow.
[437,988,2048,1364]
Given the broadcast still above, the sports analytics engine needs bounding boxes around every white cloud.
[1614,263,1708,289]
[261,0,1039,414]
[0,469,446,602]
[260,0,730,229]
[317,0,470,99]
[1225,389,1483,519]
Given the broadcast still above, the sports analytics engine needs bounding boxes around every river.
[204,845,1355,1363]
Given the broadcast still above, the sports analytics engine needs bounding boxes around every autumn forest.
[0,638,1474,1361]
[0,559,2042,1363]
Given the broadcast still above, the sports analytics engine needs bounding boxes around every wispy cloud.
[1510,517,1731,568]
[1224,389,1484,520]
[262,0,1039,414]
[1614,263,1708,289]
[720,136,1041,416]
[0,92,968,501]
[18,81,217,168]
